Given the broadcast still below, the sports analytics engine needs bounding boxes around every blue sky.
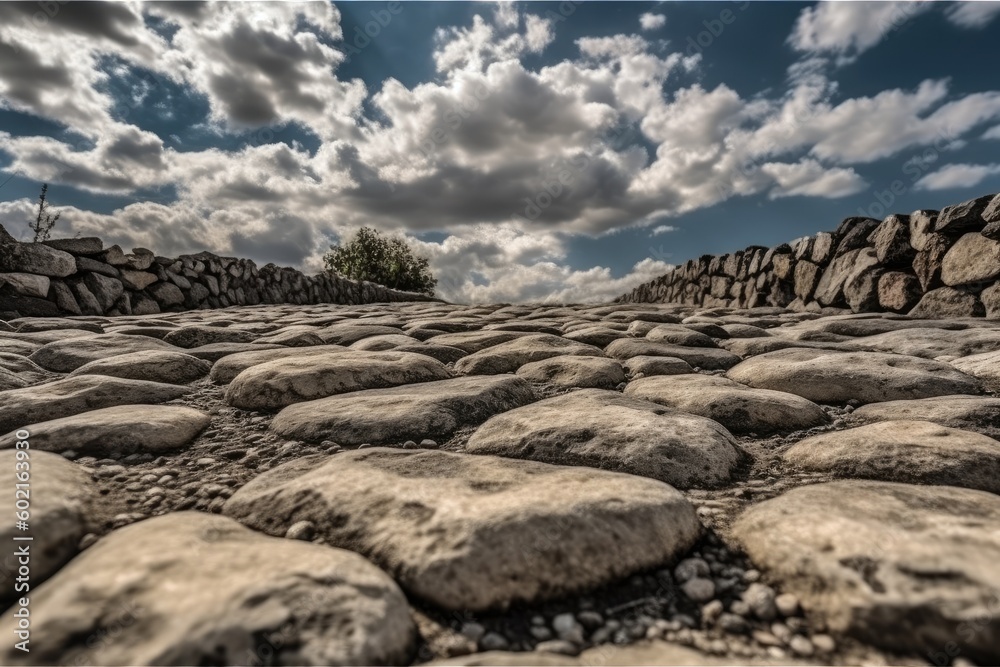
[1,1,999,303]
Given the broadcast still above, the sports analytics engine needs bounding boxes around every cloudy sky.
[1,1,1000,303]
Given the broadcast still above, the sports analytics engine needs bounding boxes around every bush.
[324,227,437,296]
[29,183,60,242]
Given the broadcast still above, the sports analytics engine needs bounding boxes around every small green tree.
[324,227,437,295]
[29,183,60,242]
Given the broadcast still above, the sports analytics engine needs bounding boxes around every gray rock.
[271,375,536,445]
[2,405,210,457]
[455,334,604,375]
[624,374,829,435]
[163,325,260,348]
[784,420,1000,494]
[42,237,103,254]
[934,193,996,234]
[622,355,694,376]
[868,214,916,265]
[0,241,75,277]
[48,280,81,315]
[69,350,211,384]
[516,356,625,389]
[466,389,743,488]
[727,348,979,404]
[850,395,1000,439]
[605,339,741,370]
[148,281,185,308]
[912,234,950,291]
[940,232,1000,286]
[645,324,718,348]
[951,350,1000,391]
[83,272,124,312]
[908,287,985,318]
[0,512,416,665]
[682,578,716,603]
[118,269,158,290]
[0,273,50,298]
[208,345,350,384]
[225,448,700,611]
[732,480,1000,664]
[877,271,922,312]
[29,333,181,372]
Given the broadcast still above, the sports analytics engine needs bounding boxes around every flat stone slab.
[28,333,182,372]
[424,330,535,353]
[624,374,829,435]
[183,342,286,362]
[226,350,452,410]
[0,512,415,666]
[644,324,719,347]
[726,349,980,404]
[845,327,1000,360]
[515,356,625,389]
[732,481,1000,664]
[455,334,604,375]
[951,349,1000,391]
[68,350,211,384]
[3,405,211,457]
[783,420,1000,493]
[0,450,94,610]
[224,448,701,611]
[270,375,536,445]
[161,325,261,348]
[209,344,351,384]
[850,395,1000,439]
[622,355,694,377]
[0,375,189,433]
[465,389,743,488]
[604,339,742,370]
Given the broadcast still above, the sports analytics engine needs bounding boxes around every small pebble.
[576,611,603,630]
[775,592,800,617]
[811,634,836,653]
[535,639,579,656]
[789,635,814,657]
[674,557,710,583]
[460,622,485,642]
[420,439,438,448]
[479,632,509,651]
[701,599,724,624]
[682,577,716,603]
[78,533,98,550]
[285,521,316,541]
[718,613,749,635]
[742,583,777,621]
[402,440,418,449]
[529,626,552,641]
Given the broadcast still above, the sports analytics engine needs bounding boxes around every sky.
[1,1,1000,304]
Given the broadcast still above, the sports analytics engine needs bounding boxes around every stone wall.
[617,193,1000,318]
[0,225,438,319]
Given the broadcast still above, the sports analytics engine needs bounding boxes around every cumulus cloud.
[984,124,1000,140]
[944,2,1000,29]
[914,163,1000,191]
[761,160,867,199]
[639,13,666,31]
[788,1,933,62]
[650,225,677,236]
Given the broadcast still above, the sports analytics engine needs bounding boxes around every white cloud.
[761,159,867,199]
[788,1,933,62]
[493,1,520,30]
[984,125,1000,140]
[639,13,666,31]
[650,225,677,236]
[524,14,554,53]
[914,163,1000,191]
[945,2,1000,29]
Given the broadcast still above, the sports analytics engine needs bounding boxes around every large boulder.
[951,349,1000,391]
[455,334,604,375]
[69,350,211,384]
[270,375,536,445]
[0,450,95,610]
[908,287,985,318]
[876,271,922,312]
[465,389,743,488]
[3,405,210,457]
[783,420,1000,493]
[515,356,625,389]
[0,273,50,298]
[29,333,182,372]
[934,193,996,234]
[726,348,979,404]
[604,339,741,370]
[0,513,416,666]
[0,375,188,433]
[42,237,102,254]
[0,241,75,277]
[624,374,829,435]
[225,449,701,611]
[226,350,452,410]
[732,481,1000,664]
[940,233,1000,286]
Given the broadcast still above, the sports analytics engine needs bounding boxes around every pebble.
[78,533,98,550]
[811,633,835,653]
[420,439,438,448]
[576,610,603,630]
[529,626,552,641]
[789,635,814,657]
[674,557,710,583]
[285,521,315,541]
[718,613,749,635]
[552,612,584,644]
[701,599,724,624]
[682,577,716,603]
[460,622,485,642]
[402,440,418,449]
[775,592,800,617]
[742,583,777,621]
[479,632,509,651]
[535,639,579,656]
[195,457,216,467]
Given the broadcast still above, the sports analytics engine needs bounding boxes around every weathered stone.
[42,237,102,254]
[644,324,718,348]
[783,420,1000,493]
[908,287,985,318]
[74,255,119,277]
[48,280,81,315]
[846,326,1000,359]
[982,282,1000,319]
[162,325,260,348]
[907,210,938,251]
[515,356,626,389]
[867,214,915,265]
[118,269,158,290]
[940,232,1000,286]
[455,334,604,375]
[727,348,979,404]
[148,281,185,308]
[732,481,1000,664]
[69,350,211,384]
[83,272,124,312]
[813,249,862,306]
[271,375,535,445]
[225,448,701,611]
[208,345,349,384]
[877,271,922,312]
[842,263,883,313]
[0,283,60,317]
[0,375,188,432]
[951,349,1000,391]
[227,350,452,410]
[833,217,879,256]
[98,244,127,265]
[850,395,1000,439]
[771,254,794,281]
[792,261,820,301]
[604,339,741,370]
[912,233,949,291]
[934,193,996,234]
[810,232,834,264]
[0,512,416,666]
[0,450,95,610]
[466,389,743,488]
[29,333,180,372]
[3,404,210,457]
[625,374,829,435]
[0,241,75,277]
[0,272,49,298]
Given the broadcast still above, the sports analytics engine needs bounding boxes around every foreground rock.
[0,375,188,433]
[0,513,416,666]
[225,449,701,611]
[28,334,181,372]
[455,334,604,375]
[951,349,1000,391]
[624,375,829,435]
[515,356,626,389]
[783,420,1000,493]
[849,395,1000,439]
[465,390,742,488]
[3,405,210,457]
[208,344,349,383]
[605,338,742,370]
[226,350,452,410]
[732,481,1000,664]
[68,350,211,384]
[726,349,980,404]
[0,451,95,610]
[271,376,536,444]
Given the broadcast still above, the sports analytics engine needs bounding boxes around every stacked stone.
[0,228,436,319]
[618,193,1000,318]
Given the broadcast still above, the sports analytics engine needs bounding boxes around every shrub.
[324,227,437,295]
[29,183,60,242]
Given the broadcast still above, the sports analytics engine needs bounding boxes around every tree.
[324,227,437,295]
[29,184,60,242]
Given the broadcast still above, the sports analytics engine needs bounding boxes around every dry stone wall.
[618,193,1000,318]
[0,225,437,319]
